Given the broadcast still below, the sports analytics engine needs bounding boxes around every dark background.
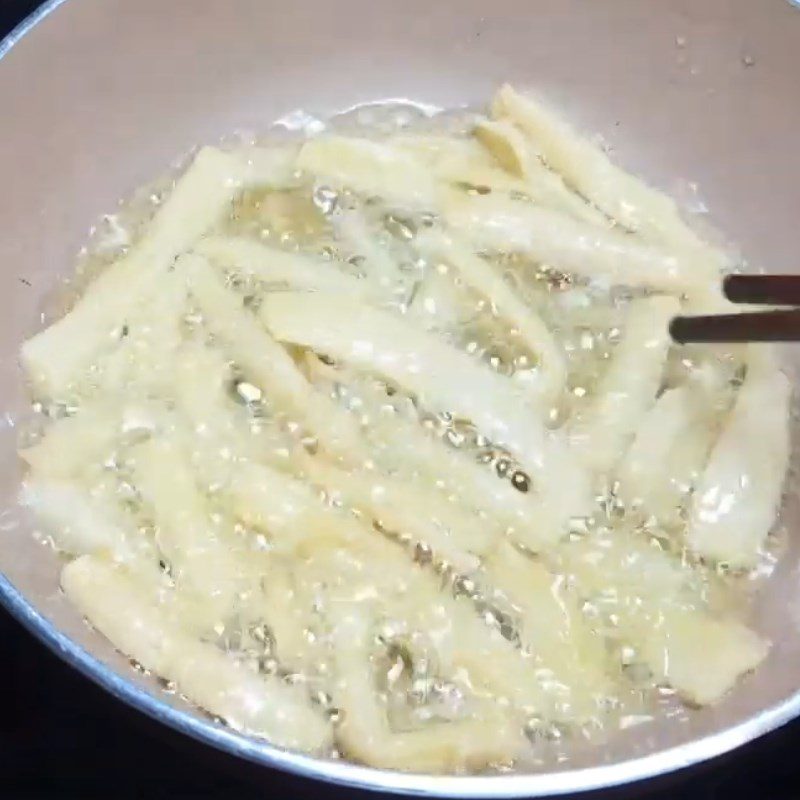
[2,2,800,798]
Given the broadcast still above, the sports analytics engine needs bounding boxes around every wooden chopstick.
[670,309,800,343]
[723,274,800,305]
[669,274,800,343]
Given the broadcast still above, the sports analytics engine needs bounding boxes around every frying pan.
[1,0,800,795]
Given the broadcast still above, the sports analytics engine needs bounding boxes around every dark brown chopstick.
[670,309,800,343]
[723,274,800,305]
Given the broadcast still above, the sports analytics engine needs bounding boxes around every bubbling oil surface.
[18,98,787,773]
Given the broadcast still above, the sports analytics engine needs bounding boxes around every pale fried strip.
[177,253,365,462]
[303,356,555,551]
[492,84,719,263]
[297,136,438,209]
[616,386,713,521]
[300,453,494,572]
[474,117,607,226]
[22,147,289,397]
[20,402,121,478]
[131,436,259,620]
[194,236,370,297]
[20,478,151,562]
[330,605,526,773]
[483,542,611,720]
[169,340,290,470]
[443,192,706,296]
[261,293,591,535]
[556,532,768,704]
[85,269,188,398]
[406,576,569,718]
[223,460,362,555]
[641,607,768,706]
[688,355,791,567]
[333,208,403,291]
[568,296,679,475]
[392,132,529,197]
[257,561,322,674]
[62,555,332,752]
[416,231,566,405]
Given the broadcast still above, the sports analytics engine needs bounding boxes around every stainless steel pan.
[1,1,800,795]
